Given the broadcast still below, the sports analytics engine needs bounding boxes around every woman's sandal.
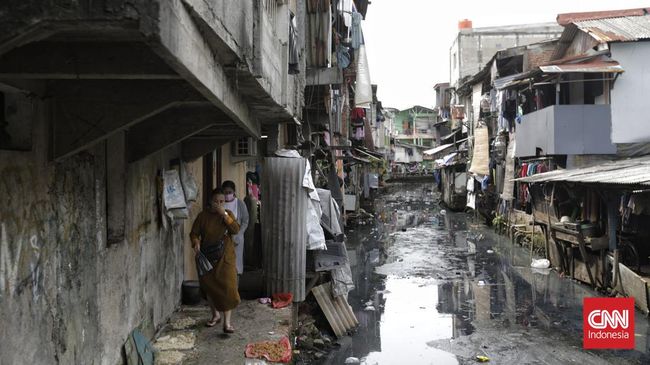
[206,316,221,327]
[223,325,235,333]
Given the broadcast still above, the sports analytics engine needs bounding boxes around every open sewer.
[319,183,650,365]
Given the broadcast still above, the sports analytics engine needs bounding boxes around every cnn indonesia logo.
[583,297,635,349]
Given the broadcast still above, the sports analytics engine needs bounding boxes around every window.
[452,53,457,70]
[0,92,33,151]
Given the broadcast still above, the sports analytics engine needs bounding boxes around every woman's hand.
[193,244,201,256]
[215,206,227,218]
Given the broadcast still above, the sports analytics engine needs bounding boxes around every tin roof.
[557,8,650,26]
[515,155,650,186]
[424,143,454,156]
[574,15,650,42]
[540,56,624,73]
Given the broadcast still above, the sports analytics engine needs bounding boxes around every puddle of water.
[362,277,459,365]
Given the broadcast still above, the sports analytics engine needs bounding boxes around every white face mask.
[225,193,235,202]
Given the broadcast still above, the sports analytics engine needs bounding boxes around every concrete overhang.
[0,0,304,160]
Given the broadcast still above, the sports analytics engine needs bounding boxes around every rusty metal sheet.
[540,58,624,73]
[575,16,650,42]
[515,155,650,186]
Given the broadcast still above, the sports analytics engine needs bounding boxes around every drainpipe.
[555,77,561,105]
[607,194,618,251]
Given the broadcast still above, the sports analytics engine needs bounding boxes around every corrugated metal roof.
[311,283,358,337]
[557,8,650,26]
[575,15,650,42]
[262,157,308,301]
[515,155,650,186]
[424,143,454,156]
[494,71,537,90]
[540,58,624,73]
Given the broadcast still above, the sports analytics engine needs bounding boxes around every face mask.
[225,193,235,202]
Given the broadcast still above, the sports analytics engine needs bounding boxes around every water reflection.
[324,184,650,364]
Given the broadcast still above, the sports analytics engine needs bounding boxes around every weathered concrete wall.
[611,42,650,144]
[221,142,249,196]
[183,158,204,281]
[0,94,184,365]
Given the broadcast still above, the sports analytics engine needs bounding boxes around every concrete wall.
[611,42,650,143]
[0,96,184,365]
[183,158,204,281]
[515,105,616,157]
[221,142,249,194]
[450,27,561,88]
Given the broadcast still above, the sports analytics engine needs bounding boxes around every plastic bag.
[245,336,292,363]
[180,163,198,202]
[195,251,213,277]
[531,258,550,269]
[163,170,186,210]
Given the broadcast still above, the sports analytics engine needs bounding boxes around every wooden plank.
[615,263,650,314]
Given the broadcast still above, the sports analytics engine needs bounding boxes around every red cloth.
[245,336,292,363]
[351,107,365,119]
[271,293,293,309]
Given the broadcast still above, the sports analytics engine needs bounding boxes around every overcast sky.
[363,0,650,110]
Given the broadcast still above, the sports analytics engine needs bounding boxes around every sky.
[362,0,650,110]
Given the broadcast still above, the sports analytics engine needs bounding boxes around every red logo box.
[583,297,635,349]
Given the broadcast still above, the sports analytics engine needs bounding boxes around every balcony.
[515,105,616,157]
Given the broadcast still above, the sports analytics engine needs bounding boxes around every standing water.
[322,183,650,365]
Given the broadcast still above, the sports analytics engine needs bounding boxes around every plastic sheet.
[180,162,198,202]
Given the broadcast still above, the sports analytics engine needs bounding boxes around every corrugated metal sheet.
[515,155,650,186]
[574,15,650,42]
[311,283,358,337]
[262,157,308,301]
[540,58,623,73]
[493,71,536,90]
[557,8,649,26]
[424,143,454,156]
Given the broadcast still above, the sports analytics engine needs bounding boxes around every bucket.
[181,280,202,305]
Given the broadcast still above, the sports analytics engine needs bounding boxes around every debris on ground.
[168,317,197,331]
[476,354,490,362]
[154,332,196,351]
[245,336,292,363]
[154,350,185,365]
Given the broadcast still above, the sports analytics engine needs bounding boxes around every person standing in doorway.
[190,188,240,332]
[221,180,250,278]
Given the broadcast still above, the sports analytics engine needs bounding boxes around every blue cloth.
[351,12,363,49]
[481,175,490,191]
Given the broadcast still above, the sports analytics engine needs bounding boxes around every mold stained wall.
[0,95,185,365]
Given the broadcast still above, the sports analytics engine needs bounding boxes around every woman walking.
[190,188,240,333]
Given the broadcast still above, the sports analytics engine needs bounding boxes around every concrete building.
[394,106,437,148]
[0,1,307,364]
[449,21,562,89]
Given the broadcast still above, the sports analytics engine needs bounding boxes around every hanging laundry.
[288,14,299,74]
[351,11,363,49]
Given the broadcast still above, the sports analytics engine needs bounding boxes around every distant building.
[449,21,563,89]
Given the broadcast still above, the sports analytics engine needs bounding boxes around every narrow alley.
[3,1,650,365]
